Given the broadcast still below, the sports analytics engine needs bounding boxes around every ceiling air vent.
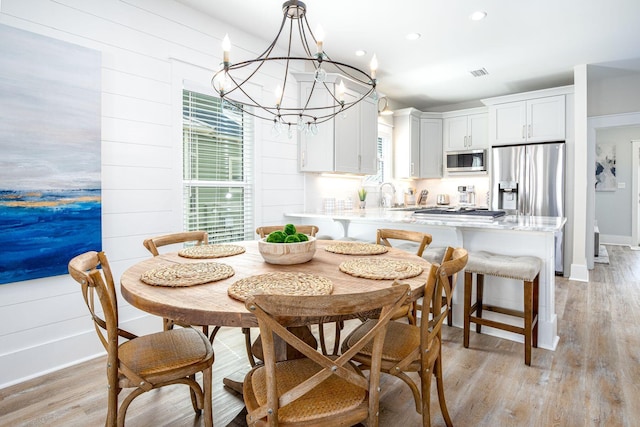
[469,67,489,77]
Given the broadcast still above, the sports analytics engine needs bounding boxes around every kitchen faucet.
[379,182,396,208]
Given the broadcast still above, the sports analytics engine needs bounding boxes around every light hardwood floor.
[1,245,639,426]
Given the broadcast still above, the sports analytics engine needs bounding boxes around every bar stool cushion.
[422,246,446,264]
[466,251,542,282]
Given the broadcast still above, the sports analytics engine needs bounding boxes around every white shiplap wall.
[0,0,304,388]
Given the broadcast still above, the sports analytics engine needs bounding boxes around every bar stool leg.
[463,271,472,348]
[475,273,484,334]
[532,274,539,349]
[524,279,533,366]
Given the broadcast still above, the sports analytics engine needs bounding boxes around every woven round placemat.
[325,242,389,255]
[178,244,246,259]
[339,258,424,280]
[141,262,235,287]
[228,272,333,302]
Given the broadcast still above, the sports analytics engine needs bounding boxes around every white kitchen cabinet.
[489,95,565,145]
[335,89,377,174]
[443,111,488,151]
[393,108,442,179]
[393,108,421,178]
[297,75,377,174]
[419,117,442,178]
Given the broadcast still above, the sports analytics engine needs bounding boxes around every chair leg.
[420,364,433,427]
[475,274,484,334]
[242,328,257,367]
[163,317,174,331]
[318,322,330,356]
[463,272,472,348]
[203,366,213,427]
[435,348,453,427]
[188,374,199,412]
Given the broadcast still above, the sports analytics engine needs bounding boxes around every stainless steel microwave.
[446,149,487,173]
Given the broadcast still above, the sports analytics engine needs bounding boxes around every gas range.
[413,207,506,219]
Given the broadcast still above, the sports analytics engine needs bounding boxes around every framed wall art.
[0,24,102,285]
[595,143,617,192]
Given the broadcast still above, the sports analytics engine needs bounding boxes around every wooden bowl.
[258,236,316,265]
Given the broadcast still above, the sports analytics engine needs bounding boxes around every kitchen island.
[285,209,566,351]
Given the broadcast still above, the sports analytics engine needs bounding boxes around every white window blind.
[183,90,254,243]
[364,134,386,184]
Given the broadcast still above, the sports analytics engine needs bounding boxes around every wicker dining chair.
[242,285,410,427]
[342,247,468,427]
[142,231,208,331]
[143,230,208,257]
[314,228,433,357]
[376,228,433,325]
[68,251,214,427]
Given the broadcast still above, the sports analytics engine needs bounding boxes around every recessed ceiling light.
[405,33,421,41]
[355,50,366,57]
[470,11,487,21]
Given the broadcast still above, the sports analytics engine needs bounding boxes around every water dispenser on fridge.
[497,181,519,212]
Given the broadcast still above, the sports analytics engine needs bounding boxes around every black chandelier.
[211,0,378,135]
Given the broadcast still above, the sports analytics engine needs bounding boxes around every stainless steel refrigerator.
[491,142,565,274]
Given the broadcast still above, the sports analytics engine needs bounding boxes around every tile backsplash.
[304,174,491,212]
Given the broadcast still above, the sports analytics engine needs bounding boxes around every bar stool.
[463,251,542,365]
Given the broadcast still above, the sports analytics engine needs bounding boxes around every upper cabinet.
[393,108,420,178]
[393,109,442,179]
[335,89,377,174]
[443,108,488,151]
[419,117,443,178]
[483,87,572,146]
[297,74,377,174]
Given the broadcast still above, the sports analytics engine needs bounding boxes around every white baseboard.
[600,234,632,245]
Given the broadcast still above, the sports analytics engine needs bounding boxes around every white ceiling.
[176,0,640,111]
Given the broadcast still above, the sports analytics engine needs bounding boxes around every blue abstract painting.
[0,24,102,284]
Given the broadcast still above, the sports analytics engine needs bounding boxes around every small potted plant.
[357,188,367,209]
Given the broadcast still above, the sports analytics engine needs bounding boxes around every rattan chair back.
[375,228,433,324]
[376,228,433,257]
[243,284,410,427]
[142,231,208,256]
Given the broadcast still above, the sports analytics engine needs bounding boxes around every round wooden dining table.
[120,239,431,330]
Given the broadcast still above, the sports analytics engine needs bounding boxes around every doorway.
[633,139,640,249]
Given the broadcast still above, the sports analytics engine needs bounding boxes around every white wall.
[0,0,304,388]
[588,66,640,117]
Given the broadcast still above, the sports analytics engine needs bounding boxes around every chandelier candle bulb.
[370,54,378,80]
[337,80,346,103]
[222,34,230,64]
[275,85,283,107]
[315,25,324,54]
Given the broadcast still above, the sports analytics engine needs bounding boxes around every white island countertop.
[285,208,566,233]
